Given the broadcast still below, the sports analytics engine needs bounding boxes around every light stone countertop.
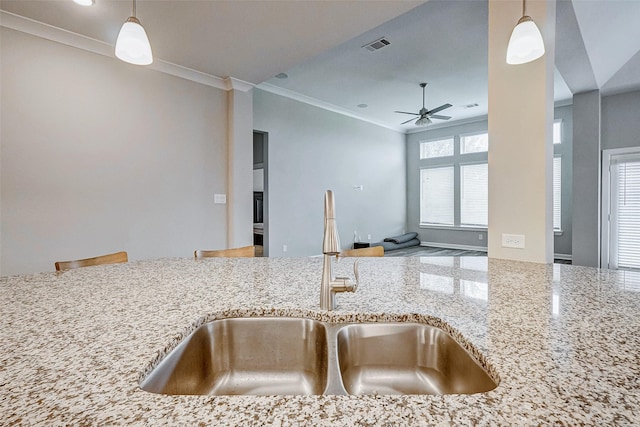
[1,256,639,426]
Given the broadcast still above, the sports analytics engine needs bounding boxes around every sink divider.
[323,323,349,395]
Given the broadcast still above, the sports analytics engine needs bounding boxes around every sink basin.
[140,316,497,396]
[336,323,497,395]
[140,317,328,395]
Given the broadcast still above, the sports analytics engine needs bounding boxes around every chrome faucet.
[321,190,359,310]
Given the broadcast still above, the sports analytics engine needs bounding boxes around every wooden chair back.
[55,251,128,271]
[194,245,255,258]
[340,246,384,257]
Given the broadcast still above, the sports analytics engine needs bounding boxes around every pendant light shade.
[506,0,545,65]
[115,0,153,65]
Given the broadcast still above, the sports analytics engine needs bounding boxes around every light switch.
[214,193,227,204]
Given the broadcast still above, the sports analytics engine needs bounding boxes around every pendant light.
[115,0,153,65]
[506,0,545,65]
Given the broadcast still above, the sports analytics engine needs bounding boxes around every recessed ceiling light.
[357,104,368,109]
[275,73,288,79]
[73,0,95,6]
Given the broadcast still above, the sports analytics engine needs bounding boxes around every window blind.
[460,163,488,226]
[614,161,640,269]
[420,167,454,225]
[553,157,561,230]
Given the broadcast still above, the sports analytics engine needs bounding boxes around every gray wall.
[600,90,640,268]
[570,89,640,268]
[406,104,573,256]
[1,28,229,275]
[602,89,640,151]
[253,89,406,257]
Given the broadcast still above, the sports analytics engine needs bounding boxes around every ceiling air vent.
[462,103,479,109]
[362,37,391,52]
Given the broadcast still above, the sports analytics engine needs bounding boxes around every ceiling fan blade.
[429,115,451,120]
[395,111,420,115]
[400,117,416,125]
[427,103,453,115]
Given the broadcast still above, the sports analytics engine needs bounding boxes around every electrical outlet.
[478,234,483,241]
[501,233,525,249]
[367,234,372,241]
[283,244,287,252]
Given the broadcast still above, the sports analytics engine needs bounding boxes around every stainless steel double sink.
[140,317,498,396]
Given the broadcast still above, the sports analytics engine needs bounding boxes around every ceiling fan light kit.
[415,116,432,127]
[115,0,153,65]
[506,0,545,65]
[394,82,452,127]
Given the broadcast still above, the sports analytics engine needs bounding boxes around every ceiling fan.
[395,83,452,126]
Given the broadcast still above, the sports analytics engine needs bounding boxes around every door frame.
[601,146,640,269]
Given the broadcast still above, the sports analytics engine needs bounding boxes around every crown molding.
[224,77,255,92]
[256,82,404,133]
[1,10,113,56]
[406,99,576,135]
[0,10,250,92]
[405,114,490,134]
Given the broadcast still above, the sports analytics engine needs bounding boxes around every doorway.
[253,131,268,257]
[601,147,640,270]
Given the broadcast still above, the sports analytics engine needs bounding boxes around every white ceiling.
[572,0,640,90]
[2,0,640,133]
[0,0,422,84]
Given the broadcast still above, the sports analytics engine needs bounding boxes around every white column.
[226,80,254,248]
[487,0,556,263]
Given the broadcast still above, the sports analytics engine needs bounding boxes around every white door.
[602,148,640,270]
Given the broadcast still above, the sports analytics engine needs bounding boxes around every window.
[419,132,488,229]
[420,167,454,225]
[419,125,564,234]
[553,120,562,145]
[552,119,564,232]
[553,156,561,230]
[460,133,488,154]
[420,138,454,159]
[460,163,488,226]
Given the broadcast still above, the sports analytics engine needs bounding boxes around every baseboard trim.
[420,242,573,261]
[420,241,488,253]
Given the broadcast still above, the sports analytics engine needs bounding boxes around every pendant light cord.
[133,0,137,18]
[522,0,526,17]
